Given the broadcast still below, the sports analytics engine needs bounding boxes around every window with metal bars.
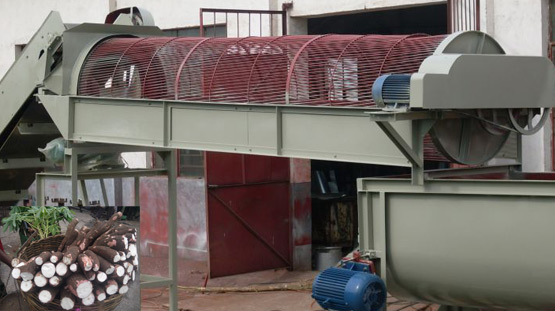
[447,0,480,32]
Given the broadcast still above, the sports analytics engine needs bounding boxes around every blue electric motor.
[312,262,386,311]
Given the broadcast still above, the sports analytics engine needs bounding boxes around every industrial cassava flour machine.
[0,8,554,311]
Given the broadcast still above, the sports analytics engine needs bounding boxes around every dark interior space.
[308,4,449,268]
[308,4,448,35]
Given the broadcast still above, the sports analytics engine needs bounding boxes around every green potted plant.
[2,206,74,243]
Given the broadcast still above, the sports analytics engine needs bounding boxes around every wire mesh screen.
[79,34,446,107]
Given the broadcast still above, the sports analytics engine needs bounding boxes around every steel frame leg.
[162,150,178,311]
[134,176,140,206]
[100,179,109,206]
[70,153,78,206]
[37,175,45,206]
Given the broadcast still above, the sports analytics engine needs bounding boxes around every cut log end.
[97,271,108,283]
[69,263,78,272]
[56,262,68,277]
[95,288,107,302]
[34,272,48,288]
[67,274,93,299]
[118,284,129,294]
[49,275,62,287]
[50,251,63,264]
[11,268,21,280]
[38,287,59,304]
[105,280,118,295]
[81,292,96,306]
[41,262,56,278]
[115,265,125,277]
[20,280,34,293]
[60,288,76,310]
[11,257,22,268]
[60,297,75,310]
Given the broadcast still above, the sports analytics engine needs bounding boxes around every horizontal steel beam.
[0,190,28,202]
[37,168,168,180]
[0,157,50,170]
[358,177,555,197]
[140,274,174,289]
[39,95,422,167]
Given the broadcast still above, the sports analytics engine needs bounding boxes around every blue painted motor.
[372,74,412,108]
[312,262,386,311]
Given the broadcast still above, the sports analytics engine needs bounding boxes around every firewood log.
[95,287,107,302]
[35,251,51,266]
[105,279,118,295]
[83,250,100,272]
[84,270,96,281]
[19,257,38,281]
[33,271,48,288]
[50,251,64,264]
[49,275,62,287]
[78,253,93,272]
[96,271,108,283]
[62,246,80,265]
[114,274,130,286]
[38,286,60,304]
[79,212,122,251]
[89,246,120,263]
[58,218,79,252]
[114,264,125,277]
[66,274,93,299]
[128,243,137,257]
[118,284,129,294]
[60,288,76,310]
[56,262,68,277]
[11,257,22,268]
[20,280,35,292]
[93,235,128,251]
[81,292,95,306]
[11,262,24,279]
[97,254,115,275]
[41,262,56,278]
[69,263,77,272]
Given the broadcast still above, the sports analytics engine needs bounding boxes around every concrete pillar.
[482,0,552,172]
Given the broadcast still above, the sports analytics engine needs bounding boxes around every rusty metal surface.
[206,153,291,278]
[78,34,445,107]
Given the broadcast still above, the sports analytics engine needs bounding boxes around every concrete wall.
[482,0,552,171]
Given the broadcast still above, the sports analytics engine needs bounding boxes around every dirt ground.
[0,207,439,311]
[140,260,439,311]
[0,207,140,311]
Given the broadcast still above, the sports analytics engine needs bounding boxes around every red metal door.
[206,152,292,277]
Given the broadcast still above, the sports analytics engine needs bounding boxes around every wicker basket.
[19,234,124,311]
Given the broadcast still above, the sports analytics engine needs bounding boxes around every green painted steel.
[358,178,555,310]
[38,95,416,167]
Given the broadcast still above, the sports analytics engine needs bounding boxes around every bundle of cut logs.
[10,212,138,310]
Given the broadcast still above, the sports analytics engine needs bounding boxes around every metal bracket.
[360,249,382,259]
[376,121,423,168]
[372,112,436,185]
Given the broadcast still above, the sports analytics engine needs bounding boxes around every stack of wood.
[10,212,138,310]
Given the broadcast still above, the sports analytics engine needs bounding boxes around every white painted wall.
[0,0,110,81]
[115,0,272,36]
